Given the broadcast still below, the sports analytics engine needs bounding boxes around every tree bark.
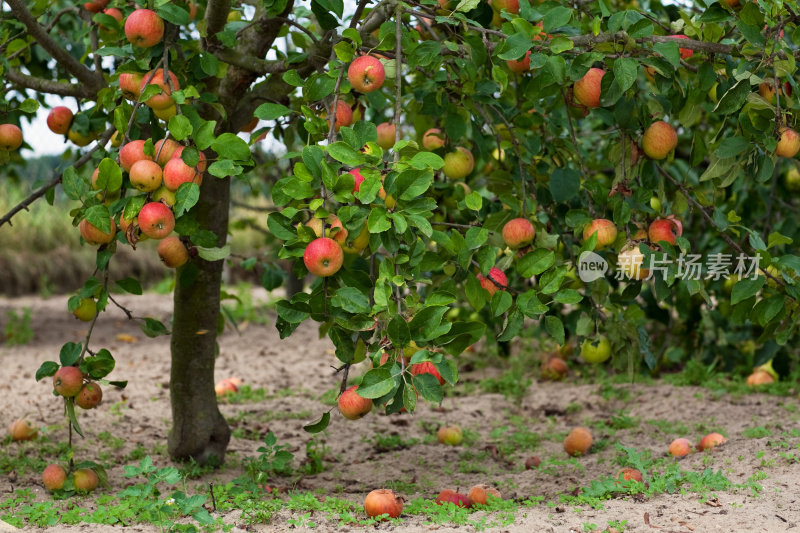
[168,173,232,464]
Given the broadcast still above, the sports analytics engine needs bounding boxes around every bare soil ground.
[1,290,799,532]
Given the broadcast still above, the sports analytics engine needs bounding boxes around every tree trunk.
[168,174,232,464]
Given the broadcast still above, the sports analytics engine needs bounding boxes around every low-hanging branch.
[5,68,98,98]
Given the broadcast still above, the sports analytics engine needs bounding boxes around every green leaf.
[739,2,764,26]
[409,152,444,169]
[66,399,84,438]
[194,120,216,150]
[303,412,330,433]
[114,277,142,295]
[543,6,572,33]
[254,103,291,120]
[549,36,574,54]
[156,4,189,25]
[276,300,311,323]
[283,70,304,86]
[81,349,115,380]
[331,287,370,313]
[731,277,765,305]
[327,142,365,166]
[207,160,242,178]
[60,342,82,366]
[465,192,482,211]
[549,167,580,202]
[141,318,170,337]
[174,183,201,217]
[97,158,122,192]
[84,205,111,234]
[613,58,638,92]
[62,167,86,200]
[388,315,411,348]
[168,115,193,141]
[713,78,751,115]
[35,361,60,382]
[715,136,751,158]
[544,315,565,344]
[497,32,534,60]
[767,232,793,249]
[491,291,513,316]
[197,245,231,261]
[19,98,39,113]
[357,368,395,399]
[518,249,555,277]
[211,133,251,161]
[653,42,681,67]
[412,373,444,404]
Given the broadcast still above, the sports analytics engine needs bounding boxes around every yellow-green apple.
[468,485,501,505]
[83,0,108,13]
[502,218,535,248]
[437,425,462,445]
[348,55,385,93]
[573,68,605,108]
[119,139,153,172]
[580,336,611,363]
[158,236,190,267]
[0,124,23,151]
[697,432,727,451]
[304,237,344,276]
[46,107,74,135]
[755,359,779,380]
[507,51,531,73]
[671,34,693,59]
[171,146,207,172]
[72,298,97,321]
[563,427,593,456]
[9,419,37,441]
[154,138,180,165]
[477,267,507,296]
[80,217,116,245]
[669,437,692,457]
[73,468,99,493]
[129,159,163,192]
[67,128,94,147]
[152,185,177,206]
[153,105,177,121]
[139,69,179,109]
[378,178,397,209]
[138,202,175,239]
[443,147,475,179]
[541,357,568,380]
[776,126,800,158]
[42,464,67,491]
[410,361,445,385]
[376,122,396,149]
[648,217,682,245]
[119,72,144,101]
[306,216,348,244]
[75,382,102,409]
[785,165,800,191]
[124,9,164,48]
[746,370,774,386]
[364,489,403,519]
[98,7,123,40]
[491,0,520,14]
[617,244,649,280]
[110,130,122,147]
[337,385,372,419]
[53,366,84,397]
[582,218,617,249]
[342,225,370,254]
[422,128,445,150]
[163,157,202,191]
[641,121,677,159]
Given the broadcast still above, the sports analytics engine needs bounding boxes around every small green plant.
[742,426,772,439]
[364,433,419,452]
[3,308,33,346]
[479,371,532,404]
[245,431,294,484]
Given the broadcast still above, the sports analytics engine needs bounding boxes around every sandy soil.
[1,290,799,532]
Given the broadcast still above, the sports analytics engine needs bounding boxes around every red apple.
[491,0,519,14]
[327,100,353,131]
[776,126,800,158]
[477,267,507,297]
[124,9,164,48]
[564,427,593,456]
[349,168,365,193]
[616,467,643,483]
[158,236,190,268]
[437,425,462,445]
[139,69,180,109]
[669,437,692,457]
[648,218,682,245]
[697,432,727,452]
[364,489,403,519]
[641,121,678,160]
[42,464,67,491]
[138,202,175,239]
[53,366,84,397]
[422,128,445,150]
[9,419,37,441]
[376,122,396,149]
[46,107,74,135]
[119,72,144,101]
[617,245,649,280]
[582,218,618,249]
[163,157,202,191]
[348,55,385,93]
[338,385,372,420]
[82,0,108,13]
[154,138,181,165]
[573,68,605,108]
[524,455,541,469]
[410,361,445,385]
[436,489,471,507]
[215,378,238,396]
[541,357,568,380]
[80,217,117,245]
[305,216,348,245]
[304,237,344,277]
[671,34,693,60]
[442,147,474,179]
[502,218,535,248]
[467,484,501,505]
[0,124,23,151]
[75,382,102,409]
[507,50,531,73]
[129,159,163,192]
[98,7,123,40]
[119,139,153,173]
[73,468,99,493]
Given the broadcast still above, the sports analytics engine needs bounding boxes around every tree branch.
[5,68,98,98]
[212,48,288,75]
[5,0,104,91]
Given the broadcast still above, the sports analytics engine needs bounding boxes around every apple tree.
[1,0,799,467]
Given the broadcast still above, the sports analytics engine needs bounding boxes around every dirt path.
[1,291,798,532]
